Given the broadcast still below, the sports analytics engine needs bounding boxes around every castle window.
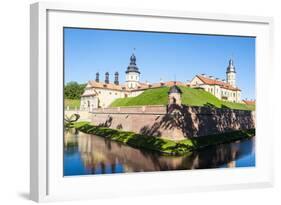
[131,76,133,80]
[109,92,112,95]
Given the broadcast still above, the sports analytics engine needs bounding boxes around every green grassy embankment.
[110,86,255,111]
[64,99,80,110]
[70,121,255,156]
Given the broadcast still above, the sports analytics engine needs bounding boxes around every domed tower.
[226,59,236,87]
[125,53,140,89]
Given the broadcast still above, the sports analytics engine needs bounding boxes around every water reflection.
[64,128,255,176]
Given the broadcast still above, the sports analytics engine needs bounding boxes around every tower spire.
[126,52,140,74]
[125,52,141,89]
[227,58,236,73]
[226,58,236,87]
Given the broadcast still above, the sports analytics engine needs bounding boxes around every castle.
[189,59,241,103]
[80,54,242,111]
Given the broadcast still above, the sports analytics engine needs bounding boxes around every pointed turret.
[226,59,236,87]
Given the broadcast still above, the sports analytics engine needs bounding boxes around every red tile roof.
[243,100,255,105]
[196,75,241,91]
[81,80,189,96]
[88,80,124,91]
[135,81,187,90]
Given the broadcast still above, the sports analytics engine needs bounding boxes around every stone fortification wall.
[90,105,255,140]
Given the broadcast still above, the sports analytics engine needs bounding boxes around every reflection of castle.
[80,54,242,111]
[64,129,253,174]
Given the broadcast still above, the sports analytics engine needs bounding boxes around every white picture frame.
[30,2,274,202]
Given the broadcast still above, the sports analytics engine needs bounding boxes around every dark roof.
[126,53,140,74]
[226,59,236,73]
[168,85,182,94]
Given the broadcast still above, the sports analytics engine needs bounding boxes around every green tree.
[64,81,86,99]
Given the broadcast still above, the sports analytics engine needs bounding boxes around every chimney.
[215,78,220,81]
[209,76,215,80]
[201,73,206,77]
[114,72,119,85]
[95,72,99,82]
[105,72,109,84]
[222,79,226,83]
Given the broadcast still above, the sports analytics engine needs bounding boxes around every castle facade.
[189,59,241,103]
[80,54,242,111]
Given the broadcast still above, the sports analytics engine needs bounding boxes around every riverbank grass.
[70,121,255,156]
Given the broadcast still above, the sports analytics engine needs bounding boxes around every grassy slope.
[111,86,170,107]
[71,121,255,156]
[64,99,80,109]
[110,86,255,110]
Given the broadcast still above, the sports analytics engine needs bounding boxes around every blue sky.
[64,28,255,100]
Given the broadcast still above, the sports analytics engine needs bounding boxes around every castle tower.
[226,59,236,87]
[168,84,182,106]
[125,53,140,89]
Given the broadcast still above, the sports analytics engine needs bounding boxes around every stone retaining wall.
[92,105,166,114]
[65,110,91,122]
[90,105,255,140]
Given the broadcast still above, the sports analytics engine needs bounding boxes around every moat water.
[63,128,255,176]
